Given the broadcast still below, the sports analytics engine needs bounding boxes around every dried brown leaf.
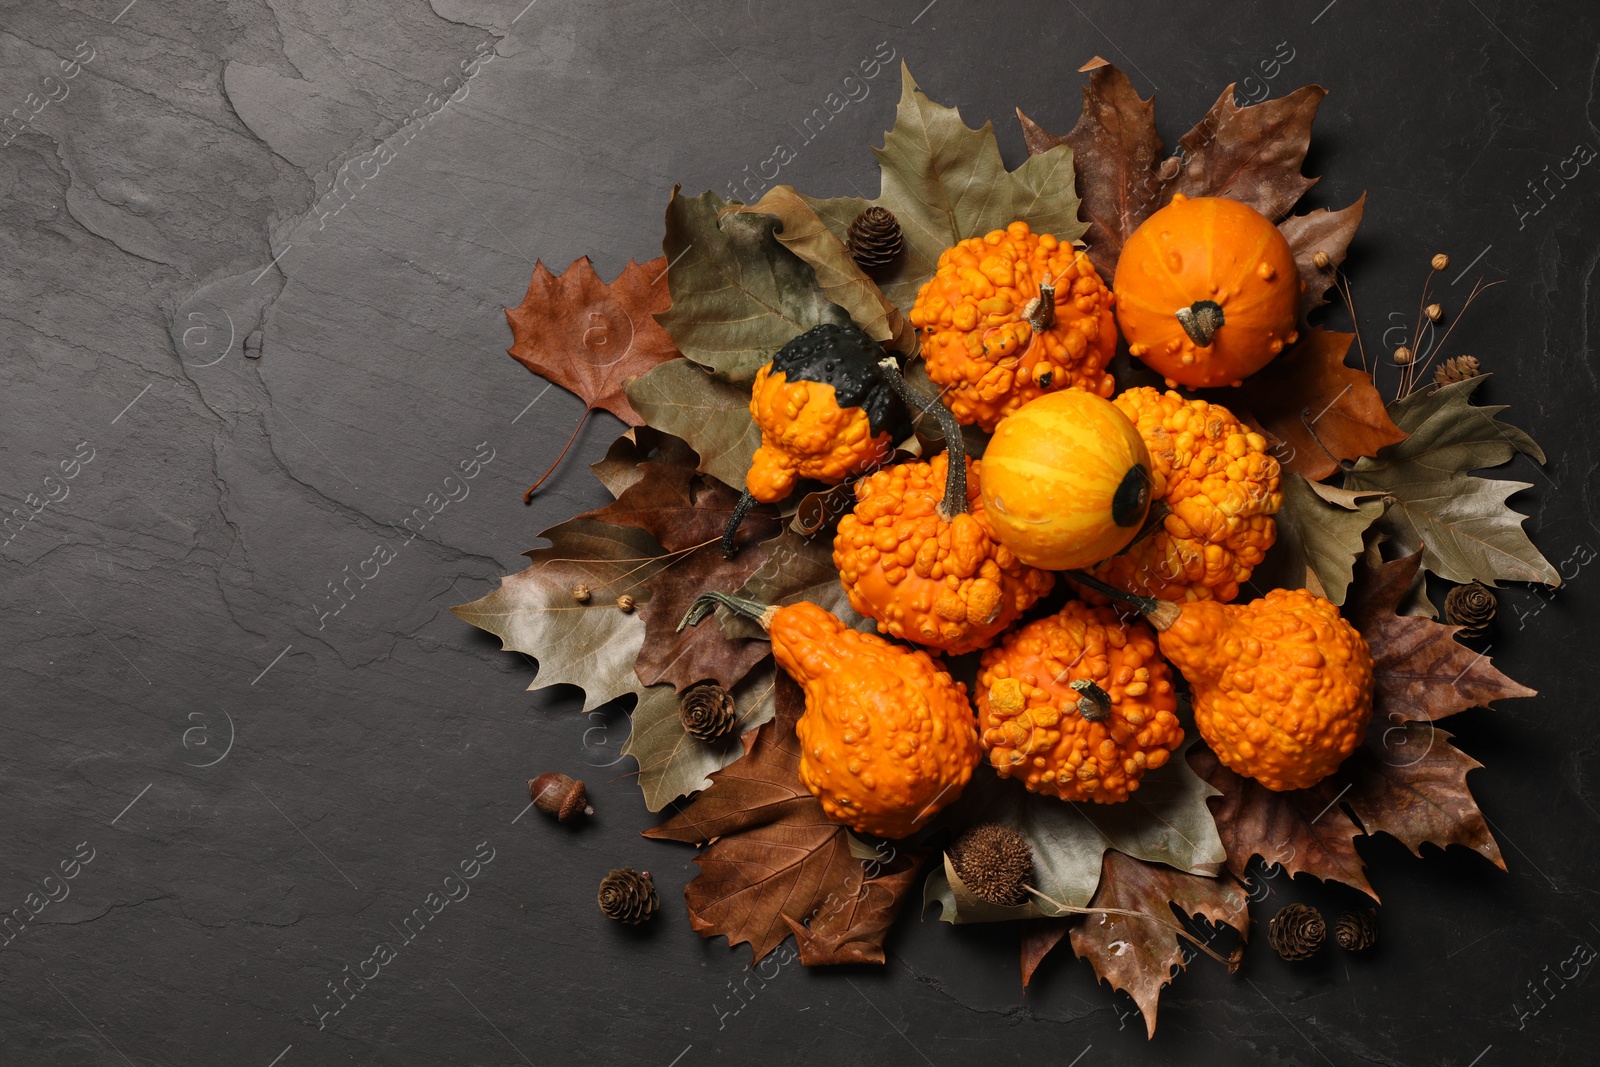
[786,848,926,965]
[505,257,678,425]
[1020,918,1072,988]
[1280,195,1366,314]
[1169,84,1326,221]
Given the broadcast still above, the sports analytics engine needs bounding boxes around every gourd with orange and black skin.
[910,221,1116,432]
[977,601,1182,803]
[833,450,1053,655]
[1114,194,1302,389]
[680,594,981,839]
[1085,387,1282,603]
[1073,573,1374,793]
[745,323,910,505]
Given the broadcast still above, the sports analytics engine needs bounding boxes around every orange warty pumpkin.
[910,221,1117,431]
[1113,195,1302,389]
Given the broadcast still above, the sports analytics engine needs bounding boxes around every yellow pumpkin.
[978,389,1153,570]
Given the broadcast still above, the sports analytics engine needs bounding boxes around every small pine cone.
[847,207,903,271]
[1435,354,1482,386]
[680,683,737,744]
[1335,909,1377,952]
[1267,904,1325,960]
[598,868,659,924]
[1444,581,1497,638]
[949,823,1033,907]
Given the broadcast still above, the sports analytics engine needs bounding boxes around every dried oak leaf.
[451,517,666,714]
[1219,328,1406,481]
[645,675,913,964]
[1346,376,1559,587]
[505,257,678,425]
[624,669,778,812]
[1068,851,1248,1038]
[1017,62,1362,311]
[589,458,780,692]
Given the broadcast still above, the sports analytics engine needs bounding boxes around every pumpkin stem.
[721,489,758,560]
[1175,299,1225,348]
[679,591,776,633]
[1023,887,1242,973]
[876,358,967,520]
[1024,272,1056,333]
[1070,679,1112,722]
[1066,570,1181,631]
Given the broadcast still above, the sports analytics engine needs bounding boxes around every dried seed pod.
[679,683,737,744]
[1392,346,1414,366]
[1435,354,1481,385]
[1334,909,1377,951]
[616,594,636,613]
[597,868,659,924]
[1312,250,1332,270]
[846,207,904,271]
[529,772,593,821]
[571,584,592,603]
[1267,903,1325,960]
[1425,303,1443,322]
[948,823,1033,907]
[1432,253,1450,271]
[1444,580,1496,639]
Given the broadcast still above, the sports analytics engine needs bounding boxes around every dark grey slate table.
[3,1,1597,1063]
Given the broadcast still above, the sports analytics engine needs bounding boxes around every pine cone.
[1267,904,1325,960]
[680,683,737,744]
[1334,909,1377,952]
[1444,581,1496,639]
[1435,354,1482,386]
[597,868,659,924]
[847,207,903,271]
[948,824,1033,906]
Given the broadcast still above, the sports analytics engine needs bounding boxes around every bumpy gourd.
[977,602,1183,803]
[1074,574,1373,792]
[1086,388,1282,603]
[726,323,910,557]
[978,389,1153,571]
[833,365,1053,654]
[679,596,980,838]
[910,221,1116,431]
[1114,195,1302,388]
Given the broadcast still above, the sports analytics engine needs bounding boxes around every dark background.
[2,0,1597,1063]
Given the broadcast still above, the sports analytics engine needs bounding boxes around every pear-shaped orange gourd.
[979,389,1153,571]
[1114,194,1302,388]
[679,595,980,839]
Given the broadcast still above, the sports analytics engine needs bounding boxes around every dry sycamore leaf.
[1166,84,1325,219]
[718,529,874,642]
[1020,918,1074,989]
[1347,376,1559,586]
[1067,851,1249,1038]
[1254,474,1385,605]
[725,186,916,353]
[1223,328,1407,481]
[589,427,697,499]
[625,358,763,493]
[505,257,678,425]
[645,676,912,964]
[654,188,849,383]
[1280,195,1366,314]
[451,517,666,714]
[785,846,926,965]
[623,669,778,812]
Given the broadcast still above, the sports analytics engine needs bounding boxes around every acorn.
[598,868,659,924]
[1267,903,1325,960]
[948,823,1033,907]
[529,772,593,822]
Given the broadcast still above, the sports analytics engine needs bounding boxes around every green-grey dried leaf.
[450,517,665,714]
[625,358,762,492]
[655,187,849,382]
[718,529,874,641]
[623,668,778,811]
[1257,474,1385,604]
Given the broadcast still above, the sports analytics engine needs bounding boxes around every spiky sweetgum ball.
[1085,387,1282,603]
[910,221,1116,432]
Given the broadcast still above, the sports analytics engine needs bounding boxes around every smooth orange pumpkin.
[1113,195,1302,389]
[979,389,1152,571]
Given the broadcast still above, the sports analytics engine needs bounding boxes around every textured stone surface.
[2,0,1598,1063]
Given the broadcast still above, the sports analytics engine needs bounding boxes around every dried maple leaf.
[1189,746,1377,900]
[1220,328,1406,481]
[1068,851,1248,1038]
[451,517,666,714]
[645,676,913,964]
